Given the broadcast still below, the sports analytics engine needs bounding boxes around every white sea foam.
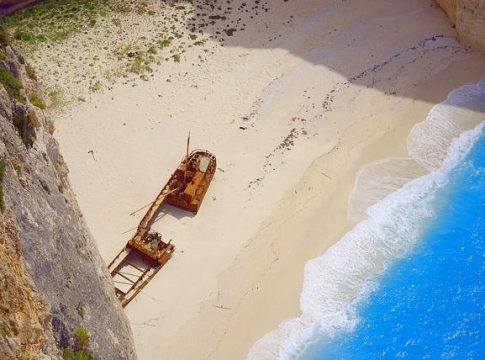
[408,77,485,171]
[347,157,427,223]
[348,78,485,223]
[248,79,485,360]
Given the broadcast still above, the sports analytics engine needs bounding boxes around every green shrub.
[61,325,93,359]
[74,327,89,348]
[0,66,25,103]
[25,63,37,80]
[30,92,46,109]
[158,37,172,48]
[0,26,10,46]
[32,98,46,109]
[129,54,150,74]
[88,80,101,92]
[62,348,93,360]
[0,0,133,50]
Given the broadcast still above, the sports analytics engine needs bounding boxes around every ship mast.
[184,131,190,182]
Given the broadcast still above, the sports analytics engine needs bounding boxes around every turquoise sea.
[249,78,485,360]
[302,126,485,360]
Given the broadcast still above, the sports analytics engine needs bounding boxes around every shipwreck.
[108,136,216,307]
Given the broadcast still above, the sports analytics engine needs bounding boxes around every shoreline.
[246,67,485,360]
[33,1,485,359]
[181,57,485,360]
[273,92,485,360]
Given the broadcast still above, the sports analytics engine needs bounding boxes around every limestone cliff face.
[0,219,53,359]
[436,0,485,51]
[0,43,136,359]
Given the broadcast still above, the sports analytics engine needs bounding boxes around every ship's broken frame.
[109,141,216,307]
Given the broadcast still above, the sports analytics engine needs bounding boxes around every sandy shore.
[39,0,485,359]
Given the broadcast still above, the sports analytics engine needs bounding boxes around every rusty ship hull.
[165,149,217,214]
[108,148,216,307]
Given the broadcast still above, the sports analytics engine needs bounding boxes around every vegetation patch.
[129,52,153,75]
[30,92,46,109]
[172,53,181,63]
[0,26,10,46]
[46,88,63,108]
[0,0,131,52]
[62,348,93,360]
[12,113,36,147]
[74,327,90,348]
[0,0,243,105]
[25,63,37,80]
[62,326,92,360]
[88,80,101,93]
[158,37,173,48]
[0,65,25,103]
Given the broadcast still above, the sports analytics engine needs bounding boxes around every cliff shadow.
[178,0,485,111]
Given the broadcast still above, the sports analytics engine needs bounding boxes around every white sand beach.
[38,0,485,359]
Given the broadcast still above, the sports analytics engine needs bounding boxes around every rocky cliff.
[0,37,136,359]
[0,0,41,16]
[436,0,485,51]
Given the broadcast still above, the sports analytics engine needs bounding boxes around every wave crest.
[408,78,485,170]
[248,78,485,360]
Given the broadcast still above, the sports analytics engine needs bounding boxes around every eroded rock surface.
[0,43,136,359]
[436,0,485,51]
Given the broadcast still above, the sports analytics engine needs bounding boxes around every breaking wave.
[248,78,485,359]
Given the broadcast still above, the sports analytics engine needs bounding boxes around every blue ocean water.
[302,131,485,360]
[248,79,485,360]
